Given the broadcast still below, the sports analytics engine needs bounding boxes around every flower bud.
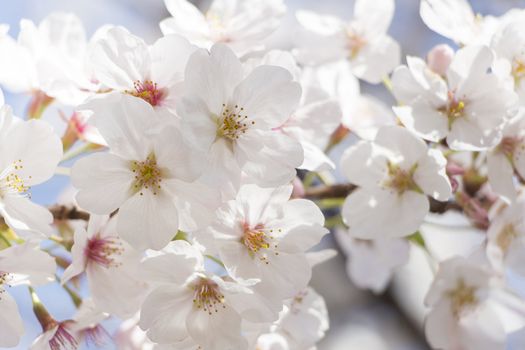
[427,44,454,76]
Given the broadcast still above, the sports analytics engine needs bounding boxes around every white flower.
[72,95,218,250]
[424,257,506,350]
[206,184,328,316]
[0,105,62,238]
[419,0,499,46]
[31,321,78,350]
[255,287,329,350]
[87,26,196,121]
[392,45,518,150]
[0,13,98,105]
[248,52,341,171]
[334,229,410,293]
[491,21,525,105]
[160,0,285,56]
[139,240,255,349]
[294,0,400,84]
[0,243,56,347]
[312,62,394,140]
[61,215,149,318]
[340,125,452,238]
[487,112,525,203]
[486,199,525,295]
[179,44,303,188]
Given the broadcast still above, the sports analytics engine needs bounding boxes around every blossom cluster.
[0,0,524,349]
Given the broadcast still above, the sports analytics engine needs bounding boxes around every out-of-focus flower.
[0,13,99,106]
[294,0,400,84]
[340,125,452,238]
[487,112,525,203]
[335,229,410,293]
[160,0,286,56]
[424,257,506,350]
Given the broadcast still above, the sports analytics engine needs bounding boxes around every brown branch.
[49,205,90,221]
[304,183,356,199]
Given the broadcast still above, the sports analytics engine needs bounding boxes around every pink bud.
[427,44,454,76]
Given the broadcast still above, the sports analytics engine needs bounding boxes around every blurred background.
[1,0,524,349]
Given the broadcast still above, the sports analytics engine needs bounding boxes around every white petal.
[487,151,516,203]
[342,187,429,238]
[351,35,400,84]
[117,190,179,250]
[61,228,89,284]
[0,293,24,347]
[413,148,452,201]
[140,285,193,343]
[88,26,150,90]
[340,141,388,188]
[72,152,134,214]
[0,196,54,238]
[150,34,197,88]
[233,65,301,127]
[374,125,428,168]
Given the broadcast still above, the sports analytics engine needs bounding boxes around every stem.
[382,76,393,92]
[59,276,83,308]
[29,287,56,331]
[0,231,11,247]
[61,142,100,163]
[55,166,71,176]
[205,255,225,268]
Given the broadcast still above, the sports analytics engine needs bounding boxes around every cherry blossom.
[160,0,286,56]
[340,125,452,238]
[294,0,400,84]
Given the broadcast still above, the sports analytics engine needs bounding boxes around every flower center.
[86,235,124,268]
[384,162,420,194]
[512,59,525,85]
[0,271,12,297]
[130,154,163,195]
[446,279,478,318]
[48,323,78,350]
[192,278,225,315]
[125,80,165,106]
[241,223,280,262]
[440,91,466,128]
[497,223,519,253]
[346,28,367,59]
[0,160,31,199]
[216,104,254,141]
